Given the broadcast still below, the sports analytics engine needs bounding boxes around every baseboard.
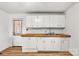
[69,49,79,56]
[0,45,12,53]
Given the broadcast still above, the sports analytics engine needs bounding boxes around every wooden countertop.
[19,34,71,38]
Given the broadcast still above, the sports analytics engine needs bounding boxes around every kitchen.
[12,14,71,52]
[0,2,79,56]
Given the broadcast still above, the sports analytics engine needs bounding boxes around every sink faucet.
[49,29,51,34]
[49,29,55,35]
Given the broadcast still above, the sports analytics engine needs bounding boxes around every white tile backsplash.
[22,28,64,34]
[50,29,64,34]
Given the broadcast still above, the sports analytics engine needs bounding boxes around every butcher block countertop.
[18,34,71,38]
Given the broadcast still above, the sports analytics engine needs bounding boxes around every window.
[13,19,22,35]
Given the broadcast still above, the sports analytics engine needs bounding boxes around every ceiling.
[0,2,75,13]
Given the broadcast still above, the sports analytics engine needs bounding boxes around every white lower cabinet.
[22,37,37,52]
[50,38,62,51]
[13,36,69,52]
[37,37,51,51]
[37,37,65,51]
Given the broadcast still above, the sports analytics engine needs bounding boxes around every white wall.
[0,9,10,51]
[66,3,79,56]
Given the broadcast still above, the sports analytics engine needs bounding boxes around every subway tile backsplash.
[22,28,64,34]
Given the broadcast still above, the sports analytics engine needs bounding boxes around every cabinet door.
[43,15,50,27]
[44,38,51,51]
[31,16,39,27]
[26,16,32,27]
[13,36,22,46]
[22,37,38,52]
[37,38,46,51]
[50,38,62,51]
[26,16,37,27]
[22,37,28,46]
[37,16,45,27]
[53,38,62,51]
[23,37,37,49]
[61,39,69,51]
[37,37,51,51]
[53,15,65,27]
[49,38,55,50]
[49,15,54,27]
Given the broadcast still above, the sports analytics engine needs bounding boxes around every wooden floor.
[0,46,73,56]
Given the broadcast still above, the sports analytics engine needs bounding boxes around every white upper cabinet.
[53,15,65,27]
[49,15,65,27]
[36,16,45,27]
[26,15,65,28]
[42,15,50,27]
[26,16,32,27]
